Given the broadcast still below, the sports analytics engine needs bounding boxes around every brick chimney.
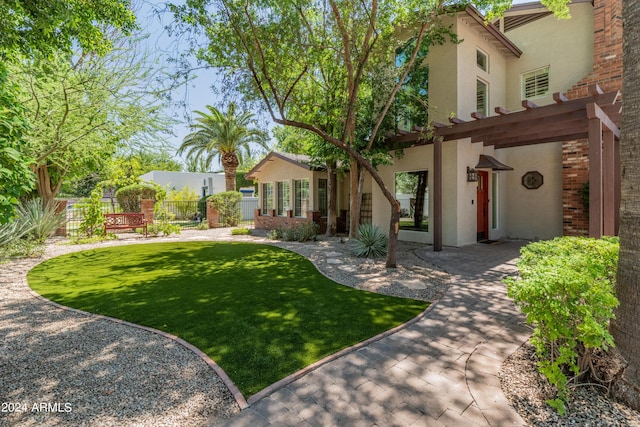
[562,0,622,236]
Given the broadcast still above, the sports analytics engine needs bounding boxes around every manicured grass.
[28,242,429,396]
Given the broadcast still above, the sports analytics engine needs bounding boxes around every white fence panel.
[240,197,258,220]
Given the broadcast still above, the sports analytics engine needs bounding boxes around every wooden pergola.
[388,84,622,251]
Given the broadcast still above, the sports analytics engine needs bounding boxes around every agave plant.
[0,219,34,247]
[351,224,388,258]
[17,198,66,243]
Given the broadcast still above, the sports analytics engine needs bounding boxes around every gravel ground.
[0,229,449,426]
[500,342,640,426]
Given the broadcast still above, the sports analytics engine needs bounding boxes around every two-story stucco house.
[247,0,622,248]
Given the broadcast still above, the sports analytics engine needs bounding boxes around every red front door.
[477,171,489,240]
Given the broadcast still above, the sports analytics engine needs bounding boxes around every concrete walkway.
[218,241,531,427]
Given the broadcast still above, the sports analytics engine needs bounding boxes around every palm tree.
[611,0,640,407]
[178,103,268,191]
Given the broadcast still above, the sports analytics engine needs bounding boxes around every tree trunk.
[326,161,337,237]
[221,152,240,191]
[413,171,427,229]
[610,0,640,405]
[386,199,401,268]
[349,158,360,236]
[32,164,57,206]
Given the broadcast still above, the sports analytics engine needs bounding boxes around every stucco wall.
[455,15,508,120]
[504,2,594,109]
[139,171,225,196]
[250,157,352,218]
[502,143,564,240]
[426,16,458,124]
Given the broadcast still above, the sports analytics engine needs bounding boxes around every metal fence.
[66,201,122,237]
[209,197,258,228]
[159,200,207,230]
[65,197,258,236]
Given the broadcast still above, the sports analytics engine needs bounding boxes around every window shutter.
[523,67,550,99]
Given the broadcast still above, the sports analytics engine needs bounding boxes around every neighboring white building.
[139,171,226,198]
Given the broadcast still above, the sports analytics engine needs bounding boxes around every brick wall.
[141,199,155,224]
[561,0,622,236]
[254,209,325,233]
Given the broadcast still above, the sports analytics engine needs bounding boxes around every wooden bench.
[104,213,147,237]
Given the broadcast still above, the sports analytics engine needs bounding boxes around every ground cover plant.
[28,242,429,396]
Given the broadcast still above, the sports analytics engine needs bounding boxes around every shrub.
[506,236,619,413]
[268,221,318,242]
[351,224,388,258]
[18,198,66,243]
[147,208,181,236]
[208,191,242,227]
[231,227,251,235]
[78,188,105,237]
[116,182,162,212]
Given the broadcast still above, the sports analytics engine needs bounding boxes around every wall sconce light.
[467,167,478,182]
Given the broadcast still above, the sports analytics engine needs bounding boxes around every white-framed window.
[276,181,290,216]
[476,79,488,116]
[476,48,488,72]
[294,179,309,217]
[522,66,550,99]
[491,172,499,229]
[261,182,273,215]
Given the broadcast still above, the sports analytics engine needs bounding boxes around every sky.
[138,0,542,163]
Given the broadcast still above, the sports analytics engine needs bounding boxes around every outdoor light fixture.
[467,167,478,182]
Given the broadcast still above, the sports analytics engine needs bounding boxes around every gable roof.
[245,152,321,180]
[461,6,522,57]
[497,0,592,32]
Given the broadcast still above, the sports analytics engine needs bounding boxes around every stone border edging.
[25,288,249,410]
[22,236,444,415]
[246,300,440,405]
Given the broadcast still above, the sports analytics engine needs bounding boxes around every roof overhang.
[245,152,315,181]
[462,6,522,58]
[476,154,513,170]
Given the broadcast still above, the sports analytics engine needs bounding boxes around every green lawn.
[27,242,429,396]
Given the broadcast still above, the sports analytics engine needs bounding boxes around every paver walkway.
[218,241,531,427]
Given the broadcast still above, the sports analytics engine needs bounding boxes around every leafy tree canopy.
[0,0,137,59]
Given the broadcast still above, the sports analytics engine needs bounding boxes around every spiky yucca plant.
[18,198,66,243]
[351,224,388,258]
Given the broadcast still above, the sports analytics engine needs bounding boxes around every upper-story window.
[522,66,550,99]
[476,49,488,72]
[476,79,488,116]
[394,38,429,130]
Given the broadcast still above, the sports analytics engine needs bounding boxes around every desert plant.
[506,236,619,413]
[351,224,388,258]
[208,191,242,227]
[17,198,66,243]
[0,217,35,248]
